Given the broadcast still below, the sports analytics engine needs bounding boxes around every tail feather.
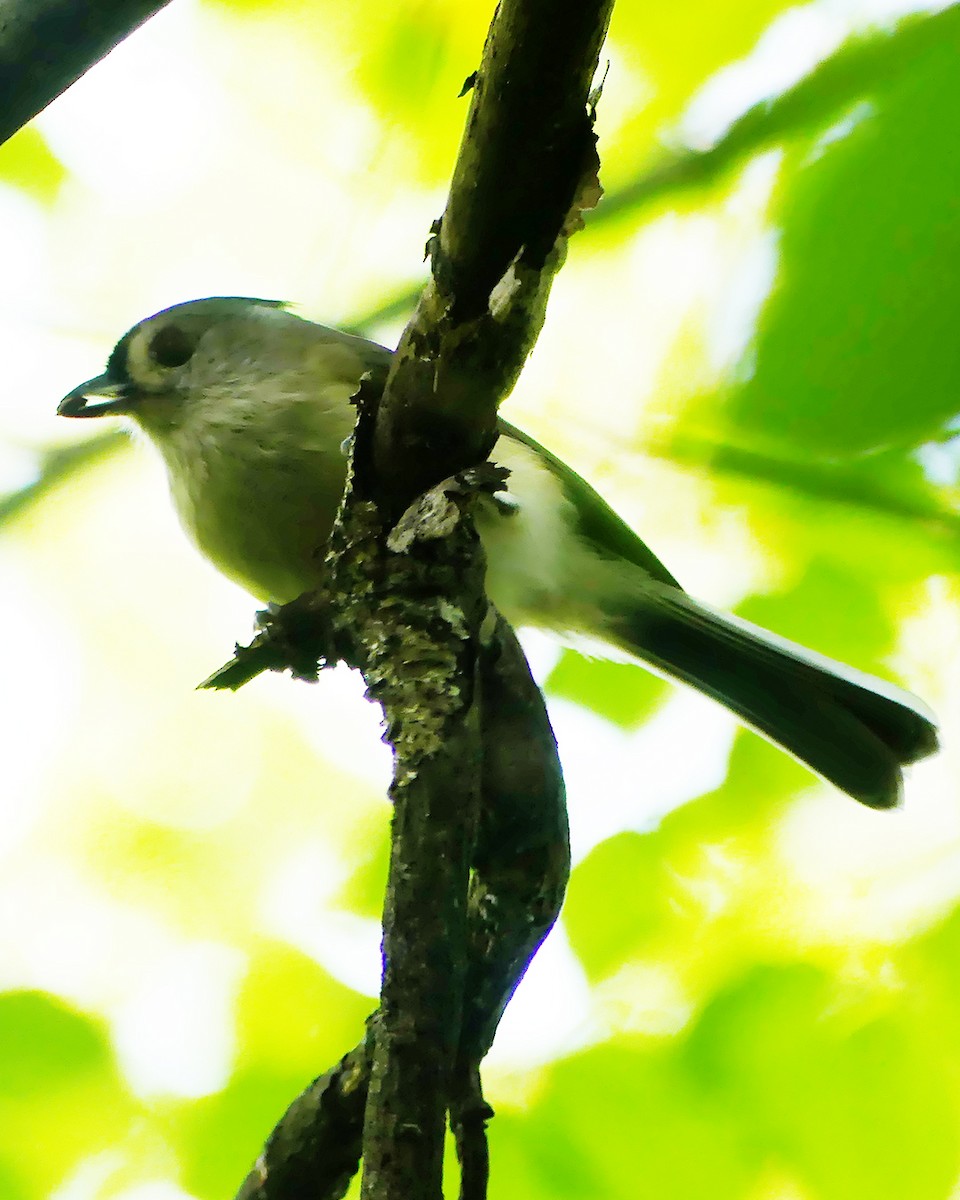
[610,587,938,809]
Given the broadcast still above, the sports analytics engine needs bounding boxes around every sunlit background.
[4,0,960,1197]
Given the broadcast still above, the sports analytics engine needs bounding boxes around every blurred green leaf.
[335,824,391,920]
[564,832,673,980]
[545,651,669,729]
[0,991,111,1095]
[234,945,370,1075]
[0,433,124,528]
[0,126,66,202]
[602,7,960,224]
[682,963,960,1199]
[603,0,794,191]
[0,993,134,1198]
[651,432,960,543]
[487,1106,610,1199]
[730,7,960,455]
[532,1042,756,1200]
[0,1162,28,1200]
[360,17,465,118]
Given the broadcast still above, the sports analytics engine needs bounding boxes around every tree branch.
[369,0,611,516]
[197,1,608,1194]
[0,0,171,147]
[232,618,568,1200]
[350,3,609,1195]
[235,1031,374,1200]
[19,0,600,1194]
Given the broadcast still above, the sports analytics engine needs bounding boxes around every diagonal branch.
[369,0,610,515]
[357,8,956,323]
[0,0,172,147]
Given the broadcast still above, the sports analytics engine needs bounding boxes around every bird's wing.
[302,324,681,592]
[498,419,681,589]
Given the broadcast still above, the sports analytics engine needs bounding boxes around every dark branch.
[461,617,569,1065]
[0,0,171,147]
[231,619,568,1200]
[436,1,611,320]
[369,0,612,516]
[354,2,608,1194]
[235,1031,373,1200]
[450,1067,493,1200]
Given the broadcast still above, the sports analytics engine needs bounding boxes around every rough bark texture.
[354,2,611,1195]
[370,0,612,517]
[235,1032,373,1200]
[232,617,568,1200]
[203,0,613,1195]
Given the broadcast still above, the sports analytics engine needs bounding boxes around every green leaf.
[545,651,669,729]
[0,126,66,202]
[0,992,133,1198]
[0,991,111,1095]
[564,833,671,980]
[682,963,960,1199]
[730,7,960,456]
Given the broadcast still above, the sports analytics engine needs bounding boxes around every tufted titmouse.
[58,297,938,807]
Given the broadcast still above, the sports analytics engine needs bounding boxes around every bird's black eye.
[148,324,196,368]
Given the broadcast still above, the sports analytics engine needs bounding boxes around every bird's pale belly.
[166,437,345,603]
[165,423,616,634]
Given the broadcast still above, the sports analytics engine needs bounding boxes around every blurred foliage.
[3,1,960,1199]
[0,126,66,202]
[730,5,960,456]
[0,431,123,525]
[0,993,136,1199]
[545,653,669,728]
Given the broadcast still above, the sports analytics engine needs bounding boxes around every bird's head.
[57,297,293,432]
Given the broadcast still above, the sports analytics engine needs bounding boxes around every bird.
[58,296,938,808]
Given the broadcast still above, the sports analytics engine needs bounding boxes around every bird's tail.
[607,587,938,808]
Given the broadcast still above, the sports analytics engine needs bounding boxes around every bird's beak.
[57,374,131,418]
